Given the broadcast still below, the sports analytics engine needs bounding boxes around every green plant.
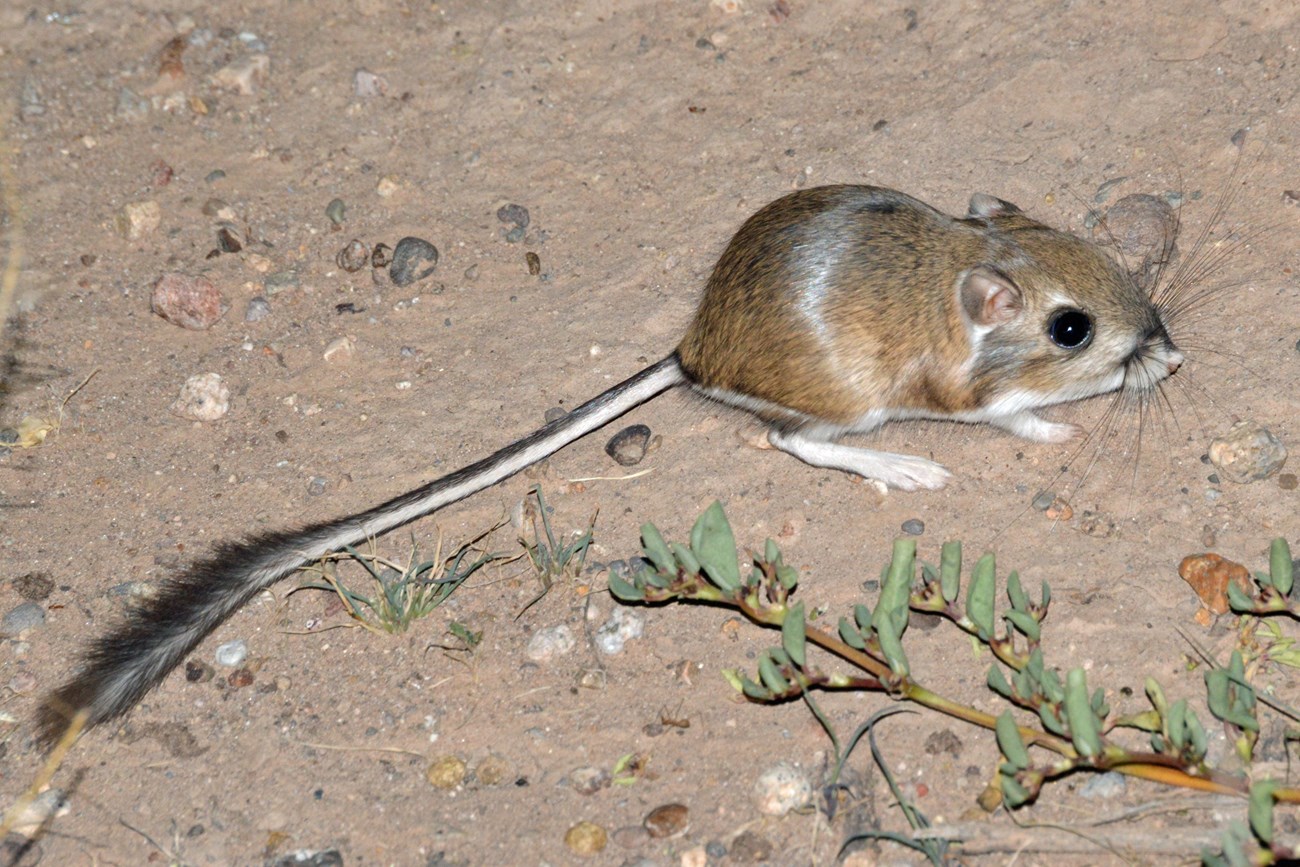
[1230,539,1298,619]
[609,502,1300,864]
[297,529,508,634]
[516,484,596,616]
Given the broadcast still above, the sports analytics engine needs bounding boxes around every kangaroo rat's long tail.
[38,355,685,745]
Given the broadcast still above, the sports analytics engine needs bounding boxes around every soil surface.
[2,1,1298,865]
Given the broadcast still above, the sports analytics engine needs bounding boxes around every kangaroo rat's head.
[958,194,1184,411]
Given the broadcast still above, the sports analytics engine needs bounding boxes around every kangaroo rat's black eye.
[1048,309,1093,349]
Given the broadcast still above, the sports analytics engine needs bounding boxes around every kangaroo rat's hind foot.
[767,428,952,491]
[987,410,1082,444]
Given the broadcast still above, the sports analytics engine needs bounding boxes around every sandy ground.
[1,0,1298,864]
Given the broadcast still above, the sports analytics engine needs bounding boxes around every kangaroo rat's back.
[678,185,988,425]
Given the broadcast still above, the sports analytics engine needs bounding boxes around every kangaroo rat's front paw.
[1032,420,1083,444]
[995,411,1081,444]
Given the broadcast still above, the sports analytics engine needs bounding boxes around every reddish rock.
[151,273,227,330]
[1179,553,1251,615]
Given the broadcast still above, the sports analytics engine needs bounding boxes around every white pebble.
[170,373,230,421]
[1208,420,1288,483]
[595,608,644,656]
[215,639,248,667]
[753,761,812,816]
[322,335,356,363]
[353,68,389,98]
[525,625,576,662]
[116,200,160,240]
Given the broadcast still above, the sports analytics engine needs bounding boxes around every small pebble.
[185,660,214,683]
[730,830,774,863]
[576,669,605,690]
[149,159,174,188]
[496,203,530,229]
[267,850,344,867]
[1279,473,1298,491]
[116,200,161,240]
[544,406,568,423]
[570,766,611,795]
[205,169,226,183]
[706,840,729,858]
[643,803,689,839]
[1283,190,1300,207]
[426,755,467,789]
[605,424,653,466]
[610,825,651,848]
[475,753,513,786]
[1045,498,1074,521]
[375,176,400,197]
[595,607,644,655]
[1208,421,1288,483]
[228,667,254,688]
[336,239,369,272]
[563,821,607,856]
[170,373,230,422]
[325,198,346,226]
[307,477,328,496]
[353,68,388,98]
[151,273,228,330]
[244,296,271,322]
[504,225,525,244]
[216,226,243,253]
[214,639,248,667]
[753,761,812,816]
[1030,490,1055,511]
[526,251,541,276]
[370,243,392,268]
[201,197,234,219]
[526,624,576,662]
[1079,771,1127,799]
[389,237,439,286]
[900,518,924,536]
[322,336,356,363]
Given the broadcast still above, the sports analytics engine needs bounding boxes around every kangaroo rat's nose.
[1166,350,1185,375]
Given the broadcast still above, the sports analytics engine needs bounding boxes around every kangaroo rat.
[38,184,1184,743]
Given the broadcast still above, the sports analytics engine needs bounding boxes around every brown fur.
[678,185,1168,425]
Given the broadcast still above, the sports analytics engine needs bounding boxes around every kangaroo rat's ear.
[967,193,1022,219]
[959,266,1023,327]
